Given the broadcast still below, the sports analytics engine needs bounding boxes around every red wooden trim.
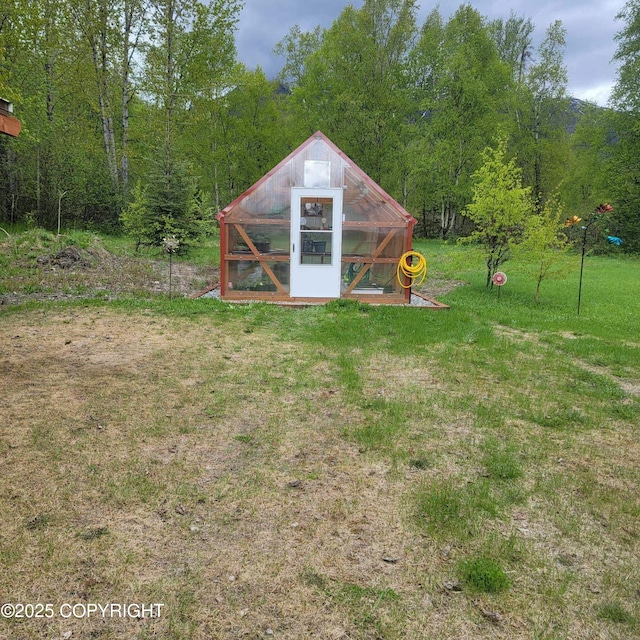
[225,253,290,261]
[404,218,417,303]
[219,218,228,297]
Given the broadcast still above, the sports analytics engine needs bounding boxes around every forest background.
[1,0,640,253]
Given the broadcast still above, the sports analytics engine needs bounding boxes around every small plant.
[249,233,270,252]
[408,457,432,470]
[459,555,510,593]
[301,569,400,636]
[415,476,502,539]
[415,480,463,534]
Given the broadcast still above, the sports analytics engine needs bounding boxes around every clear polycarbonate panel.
[341,262,402,295]
[341,227,407,258]
[228,224,289,255]
[227,260,290,293]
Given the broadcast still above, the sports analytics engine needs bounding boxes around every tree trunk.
[94,1,119,192]
[120,0,133,196]
[120,0,146,198]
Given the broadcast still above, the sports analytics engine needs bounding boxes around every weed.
[527,406,590,430]
[302,568,401,637]
[408,457,432,470]
[414,478,500,538]
[25,514,50,531]
[78,526,110,541]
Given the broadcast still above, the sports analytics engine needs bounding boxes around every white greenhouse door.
[290,188,343,298]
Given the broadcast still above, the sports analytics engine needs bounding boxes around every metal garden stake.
[163,236,180,300]
[565,204,612,316]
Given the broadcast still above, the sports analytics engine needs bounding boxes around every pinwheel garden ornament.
[565,204,616,315]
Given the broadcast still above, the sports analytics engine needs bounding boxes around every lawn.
[0,231,639,639]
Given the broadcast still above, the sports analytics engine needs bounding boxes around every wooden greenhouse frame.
[217,131,416,304]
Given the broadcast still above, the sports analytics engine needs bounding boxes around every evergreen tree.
[121,140,201,250]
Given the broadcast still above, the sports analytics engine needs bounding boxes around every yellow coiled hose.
[397,251,427,288]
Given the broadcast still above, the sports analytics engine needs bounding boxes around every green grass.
[301,569,402,637]
[597,602,636,625]
[481,437,524,480]
[1,232,639,639]
[458,555,511,593]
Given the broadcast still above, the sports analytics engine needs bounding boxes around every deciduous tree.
[408,5,511,239]
[464,138,535,287]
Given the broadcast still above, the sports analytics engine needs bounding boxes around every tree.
[612,0,640,112]
[121,140,201,250]
[463,138,535,287]
[408,5,512,238]
[142,0,239,133]
[608,0,640,251]
[183,67,291,211]
[119,180,149,249]
[285,0,418,191]
[71,0,121,194]
[562,104,614,220]
[274,24,323,88]
[489,11,534,85]
[515,196,571,301]
[513,20,571,208]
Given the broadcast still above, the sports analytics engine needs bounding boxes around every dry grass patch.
[1,307,639,639]
[0,309,419,639]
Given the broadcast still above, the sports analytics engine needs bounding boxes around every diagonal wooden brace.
[233,224,286,294]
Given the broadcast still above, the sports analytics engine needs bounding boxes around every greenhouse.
[217,131,416,303]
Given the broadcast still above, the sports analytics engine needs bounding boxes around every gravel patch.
[197,287,446,307]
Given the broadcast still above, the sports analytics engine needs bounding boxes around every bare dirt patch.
[0,242,219,306]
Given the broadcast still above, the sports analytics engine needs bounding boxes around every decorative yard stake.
[163,236,179,300]
[492,271,507,300]
[565,204,613,316]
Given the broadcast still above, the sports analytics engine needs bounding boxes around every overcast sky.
[235,0,626,106]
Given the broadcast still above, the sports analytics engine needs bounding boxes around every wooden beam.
[232,224,286,294]
[343,229,398,294]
